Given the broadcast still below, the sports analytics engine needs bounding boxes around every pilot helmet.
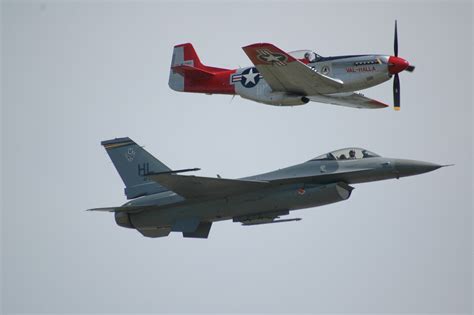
[349,149,356,158]
[305,52,316,63]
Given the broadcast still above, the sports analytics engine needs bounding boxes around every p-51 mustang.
[169,21,414,110]
[89,137,445,239]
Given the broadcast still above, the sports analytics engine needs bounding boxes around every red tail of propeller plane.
[168,43,235,95]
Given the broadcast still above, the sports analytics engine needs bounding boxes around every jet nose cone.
[388,56,410,74]
[395,159,443,177]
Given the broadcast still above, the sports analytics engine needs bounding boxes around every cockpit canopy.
[288,50,323,63]
[310,148,380,161]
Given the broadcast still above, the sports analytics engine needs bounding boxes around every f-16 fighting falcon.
[169,21,414,110]
[89,137,446,239]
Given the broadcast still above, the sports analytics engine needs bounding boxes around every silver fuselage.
[235,55,392,106]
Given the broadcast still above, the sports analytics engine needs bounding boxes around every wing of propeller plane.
[242,43,343,95]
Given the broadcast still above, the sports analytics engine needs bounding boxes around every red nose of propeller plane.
[388,56,410,74]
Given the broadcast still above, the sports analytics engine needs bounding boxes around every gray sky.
[1,0,472,313]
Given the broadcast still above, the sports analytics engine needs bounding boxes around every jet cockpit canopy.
[310,148,380,161]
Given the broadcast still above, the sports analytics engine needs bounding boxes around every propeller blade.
[393,73,400,110]
[406,65,416,72]
[394,20,398,57]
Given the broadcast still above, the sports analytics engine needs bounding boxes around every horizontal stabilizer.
[146,173,269,200]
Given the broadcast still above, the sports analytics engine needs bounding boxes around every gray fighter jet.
[89,137,446,239]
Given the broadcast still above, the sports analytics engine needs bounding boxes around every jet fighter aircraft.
[89,137,445,239]
[169,21,414,110]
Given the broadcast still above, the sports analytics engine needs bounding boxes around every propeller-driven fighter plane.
[90,137,444,239]
[169,21,413,110]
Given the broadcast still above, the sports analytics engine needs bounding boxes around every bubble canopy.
[288,50,322,63]
[309,148,380,161]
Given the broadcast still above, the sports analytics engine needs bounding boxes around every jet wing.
[309,92,389,109]
[242,43,343,95]
[147,173,269,200]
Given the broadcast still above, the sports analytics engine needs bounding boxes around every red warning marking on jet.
[297,188,306,195]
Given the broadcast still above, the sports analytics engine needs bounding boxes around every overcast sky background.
[2,1,472,314]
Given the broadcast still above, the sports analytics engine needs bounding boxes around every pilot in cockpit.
[304,51,317,63]
[349,150,356,159]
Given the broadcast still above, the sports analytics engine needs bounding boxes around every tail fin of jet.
[101,137,171,199]
[168,43,233,92]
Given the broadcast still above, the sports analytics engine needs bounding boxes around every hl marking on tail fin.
[101,137,171,199]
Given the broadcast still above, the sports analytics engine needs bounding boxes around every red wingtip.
[242,43,274,50]
[369,99,389,108]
